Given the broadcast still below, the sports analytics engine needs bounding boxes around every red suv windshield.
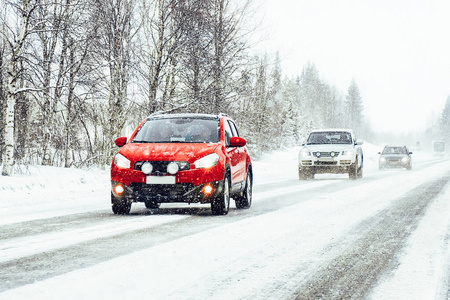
[132,117,220,143]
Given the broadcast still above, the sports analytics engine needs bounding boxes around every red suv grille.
[134,161,190,175]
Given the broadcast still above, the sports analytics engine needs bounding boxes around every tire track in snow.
[0,215,188,264]
[0,177,346,293]
[292,174,450,299]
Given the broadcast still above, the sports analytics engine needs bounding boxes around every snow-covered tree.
[1,0,37,176]
[298,62,323,129]
[439,96,450,144]
[135,0,182,115]
[345,79,364,133]
[0,41,5,164]
[90,0,138,163]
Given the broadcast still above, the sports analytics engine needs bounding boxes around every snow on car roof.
[309,129,354,133]
[147,113,221,120]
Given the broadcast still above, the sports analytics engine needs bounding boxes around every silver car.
[298,129,364,180]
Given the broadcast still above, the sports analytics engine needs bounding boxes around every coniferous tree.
[440,96,450,144]
[299,62,322,130]
[345,79,363,133]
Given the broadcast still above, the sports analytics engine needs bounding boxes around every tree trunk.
[0,49,5,165]
[2,0,33,176]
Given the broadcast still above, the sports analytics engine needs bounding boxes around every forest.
[0,0,448,176]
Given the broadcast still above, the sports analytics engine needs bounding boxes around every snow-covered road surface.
[1,145,450,299]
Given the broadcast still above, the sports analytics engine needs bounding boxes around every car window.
[132,118,220,143]
[228,120,240,137]
[224,120,233,146]
[307,132,352,144]
[382,147,407,154]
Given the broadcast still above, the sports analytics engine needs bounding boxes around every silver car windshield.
[307,132,352,145]
[132,118,220,143]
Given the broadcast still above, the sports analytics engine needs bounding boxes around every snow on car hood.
[302,144,356,152]
[380,154,409,159]
[119,143,219,163]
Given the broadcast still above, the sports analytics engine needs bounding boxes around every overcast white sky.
[254,0,450,133]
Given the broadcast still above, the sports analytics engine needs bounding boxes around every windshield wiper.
[132,140,151,143]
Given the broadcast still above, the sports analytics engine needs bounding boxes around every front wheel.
[111,193,131,214]
[349,162,358,180]
[298,168,307,180]
[299,168,314,180]
[357,162,363,178]
[211,175,230,215]
[235,171,252,209]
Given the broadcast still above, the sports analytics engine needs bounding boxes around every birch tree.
[210,0,251,113]
[31,1,66,165]
[1,0,37,176]
[0,41,5,163]
[136,0,182,115]
[91,0,137,162]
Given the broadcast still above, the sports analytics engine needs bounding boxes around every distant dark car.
[378,146,412,170]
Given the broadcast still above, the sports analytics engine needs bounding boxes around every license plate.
[146,176,176,184]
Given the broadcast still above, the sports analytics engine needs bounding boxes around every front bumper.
[379,160,410,168]
[299,156,354,174]
[111,180,223,204]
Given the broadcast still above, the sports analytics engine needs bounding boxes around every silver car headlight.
[402,157,410,163]
[114,153,131,169]
[194,153,219,169]
[299,150,311,157]
[341,150,355,157]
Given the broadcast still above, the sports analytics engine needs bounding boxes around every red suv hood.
[119,143,219,163]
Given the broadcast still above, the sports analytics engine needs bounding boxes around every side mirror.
[355,140,364,145]
[409,152,413,155]
[378,152,381,154]
[115,137,127,147]
[229,136,246,147]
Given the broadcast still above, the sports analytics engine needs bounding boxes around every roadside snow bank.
[0,166,109,225]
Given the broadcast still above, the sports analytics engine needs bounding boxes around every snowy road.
[1,147,450,299]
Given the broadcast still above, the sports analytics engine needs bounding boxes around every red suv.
[111,113,252,215]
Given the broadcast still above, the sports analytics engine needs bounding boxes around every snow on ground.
[0,166,109,225]
[0,143,449,299]
[369,182,450,300]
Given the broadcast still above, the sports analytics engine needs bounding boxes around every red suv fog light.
[114,184,125,195]
[202,184,214,196]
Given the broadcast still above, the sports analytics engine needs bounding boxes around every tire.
[349,162,358,180]
[235,171,252,209]
[298,168,307,180]
[299,168,313,180]
[211,175,230,215]
[111,193,131,214]
[357,162,363,178]
[145,201,160,209]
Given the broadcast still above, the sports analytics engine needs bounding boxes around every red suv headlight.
[194,153,219,169]
[114,153,131,169]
